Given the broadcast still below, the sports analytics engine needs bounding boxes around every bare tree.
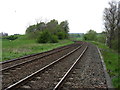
[103,1,119,48]
[117,1,120,53]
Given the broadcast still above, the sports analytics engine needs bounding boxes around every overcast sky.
[0,0,118,35]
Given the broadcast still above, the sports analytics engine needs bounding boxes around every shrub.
[37,30,51,43]
[83,31,97,41]
[4,35,18,40]
[37,30,59,43]
[111,39,118,52]
[97,34,106,43]
[50,35,58,43]
[57,32,65,40]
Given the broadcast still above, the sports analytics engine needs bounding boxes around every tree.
[26,25,36,34]
[103,1,120,49]
[84,30,97,41]
[118,2,120,53]
[46,19,58,34]
[36,22,46,31]
[26,19,69,42]
[60,20,69,38]
[96,31,106,43]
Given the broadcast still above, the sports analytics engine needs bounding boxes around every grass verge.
[2,36,74,62]
[90,41,120,88]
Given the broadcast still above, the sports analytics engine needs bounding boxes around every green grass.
[90,41,120,88]
[0,39,2,60]
[2,35,74,62]
[70,37,83,41]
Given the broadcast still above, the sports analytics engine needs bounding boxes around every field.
[2,35,73,62]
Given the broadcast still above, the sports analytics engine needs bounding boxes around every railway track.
[59,43,108,89]
[2,42,84,89]
[1,42,80,69]
[3,42,88,90]
[53,46,88,90]
[1,42,109,89]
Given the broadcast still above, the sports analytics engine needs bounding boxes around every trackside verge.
[97,47,113,88]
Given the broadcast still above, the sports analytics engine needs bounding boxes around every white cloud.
[0,0,117,35]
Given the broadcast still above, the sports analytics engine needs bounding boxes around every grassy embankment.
[90,41,120,88]
[2,35,74,62]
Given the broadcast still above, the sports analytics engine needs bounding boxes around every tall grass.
[2,35,73,62]
[0,39,2,61]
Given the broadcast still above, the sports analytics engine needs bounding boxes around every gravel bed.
[2,44,81,89]
[61,43,108,89]
[18,44,87,89]
[2,43,77,69]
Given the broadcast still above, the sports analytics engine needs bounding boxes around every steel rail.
[53,46,88,90]
[0,43,80,72]
[1,43,76,64]
[4,44,84,90]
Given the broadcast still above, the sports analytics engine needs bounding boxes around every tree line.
[104,1,120,53]
[84,30,106,43]
[26,19,69,43]
[84,1,120,53]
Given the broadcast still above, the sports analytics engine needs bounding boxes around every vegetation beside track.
[90,41,120,88]
[2,32,119,88]
[2,35,73,62]
[71,32,119,88]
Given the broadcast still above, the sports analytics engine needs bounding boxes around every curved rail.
[1,43,76,64]
[53,46,88,90]
[4,44,84,90]
[1,43,80,72]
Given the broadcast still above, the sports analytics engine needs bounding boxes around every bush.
[37,30,51,43]
[97,34,106,43]
[37,30,58,43]
[83,30,97,41]
[57,32,65,40]
[50,35,58,43]
[111,39,118,52]
[4,35,18,40]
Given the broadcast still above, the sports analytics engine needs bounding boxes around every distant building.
[69,33,84,35]
[0,32,8,37]
[14,34,20,35]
